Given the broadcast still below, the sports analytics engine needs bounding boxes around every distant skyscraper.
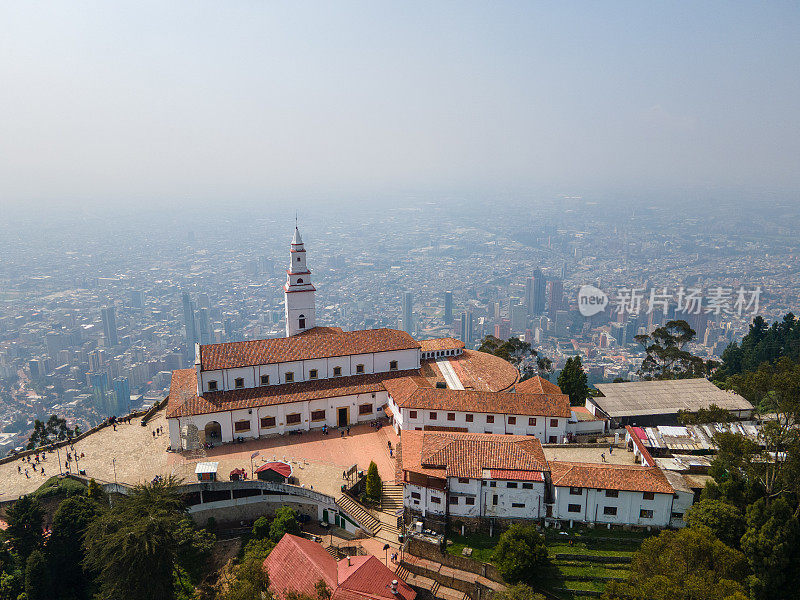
[527,269,547,315]
[113,376,131,415]
[90,371,111,416]
[198,308,211,345]
[402,291,414,334]
[547,279,564,319]
[101,306,118,346]
[511,303,527,332]
[182,292,198,353]
[444,291,453,325]
[130,290,145,308]
[460,310,474,347]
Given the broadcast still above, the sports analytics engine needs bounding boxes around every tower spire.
[284,223,315,336]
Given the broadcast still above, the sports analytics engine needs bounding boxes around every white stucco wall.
[552,486,673,527]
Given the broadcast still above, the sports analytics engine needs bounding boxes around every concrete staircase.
[381,482,404,511]
[335,495,380,536]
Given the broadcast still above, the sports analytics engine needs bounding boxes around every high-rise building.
[547,279,564,319]
[402,291,414,334]
[130,290,145,308]
[460,310,474,347]
[526,269,547,315]
[90,371,110,416]
[113,377,131,415]
[181,292,197,354]
[511,303,527,332]
[101,306,118,347]
[444,291,453,325]
[197,308,211,345]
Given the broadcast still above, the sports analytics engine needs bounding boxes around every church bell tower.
[284,226,316,337]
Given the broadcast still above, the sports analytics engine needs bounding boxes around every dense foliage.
[719,314,800,378]
[365,460,382,502]
[492,524,549,585]
[557,355,590,406]
[478,336,554,380]
[27,414,79,449]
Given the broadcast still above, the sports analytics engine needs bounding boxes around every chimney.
[347,556,351,566]
[391,580,398,595]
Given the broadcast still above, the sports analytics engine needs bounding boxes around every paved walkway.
[0,410,399,501]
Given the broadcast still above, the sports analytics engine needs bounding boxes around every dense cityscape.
[2,196,797,454]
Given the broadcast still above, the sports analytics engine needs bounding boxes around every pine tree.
[557,356,590,406]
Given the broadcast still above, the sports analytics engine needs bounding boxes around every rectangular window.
[508,416,516,425]
[640,509,654,519]
[507,482,518,488]
[430,496,441,504]
[411,492,421,500]
[286,413,301,425]
[465,413,473,422]
[260,416,276,428]
[568,504,582,513]
[606,489,619,498]
[569,487,582,496]
[671,512,684,519]
[512,502,525,508]
[429,412,437,420]
[207,380,218,391]
[409,410,417,419]
[465,497,475,505]
[260,374,270,385]
[458,478,469,484]
[486,415,495,424]
[311,410,326,422]
[643,492,655,500]
[604,506,618,516]
[492,495,498,506]
[489,481,497,488]
[235,377,244,389]
[389,360,398,371]
[333,366,342,376]
[449,496,458,505]
[528,417,537,426]
[447,412,456,421]
[234,420,250,432]
[550,419,558,427]
[309,369,318,379]
[356,364,365,374]
[548,436,557,444]
[359,403,373,415]
[522,483,533,490]
[284,372,294,383]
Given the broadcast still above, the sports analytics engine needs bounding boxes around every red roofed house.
[399,430,550,520]
[264,534,415,600]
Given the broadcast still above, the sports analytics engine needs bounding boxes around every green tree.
[684,499,745,548]
[175,515,215,582]
[5,495,44,561]
[493,584,547,600]
[220,538,272,600]
[315,579,332,600]
[478,336,553,380]
[718,314,800,379]
[365,461,382,502]
[558,356,590,406]
[252,516,271,540]
[678,404,735,425]
[634,320,715,380]
[83,476,185,600]
[269,506,300,543]
[47,495,99,600]
[23,550,50,600]
[492,524,548,585]
[604,527,748,600]
[740,497,800,600]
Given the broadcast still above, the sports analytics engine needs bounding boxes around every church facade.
[166,228,562,450]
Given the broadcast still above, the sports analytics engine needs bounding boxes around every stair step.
[335,495,380,535]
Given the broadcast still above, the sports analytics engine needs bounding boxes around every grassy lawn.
[445,530,498,563]
[556,563,629,579]
[548,542,635,557]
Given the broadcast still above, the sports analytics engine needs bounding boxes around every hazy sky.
[1,1,799,208]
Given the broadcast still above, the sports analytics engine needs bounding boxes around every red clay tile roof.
[489,469,545,481]
[264,535,415,600]
[166,368,418,418]
[384,377,571,418]
[199,327,420,371]
[418,337,465,352]
[449,349,519,392]
[515,376,563,395]
[401,430,548,479]
[549,461,674,494]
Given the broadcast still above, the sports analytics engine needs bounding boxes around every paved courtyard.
[0,409,399,501]
[544,444,637,466]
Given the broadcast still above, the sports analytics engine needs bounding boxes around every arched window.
[297,278,303,284]
[298,314,306,329]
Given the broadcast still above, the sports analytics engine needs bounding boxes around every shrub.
[492,524,548,585]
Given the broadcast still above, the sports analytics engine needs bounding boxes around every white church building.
[167,228,564,450]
